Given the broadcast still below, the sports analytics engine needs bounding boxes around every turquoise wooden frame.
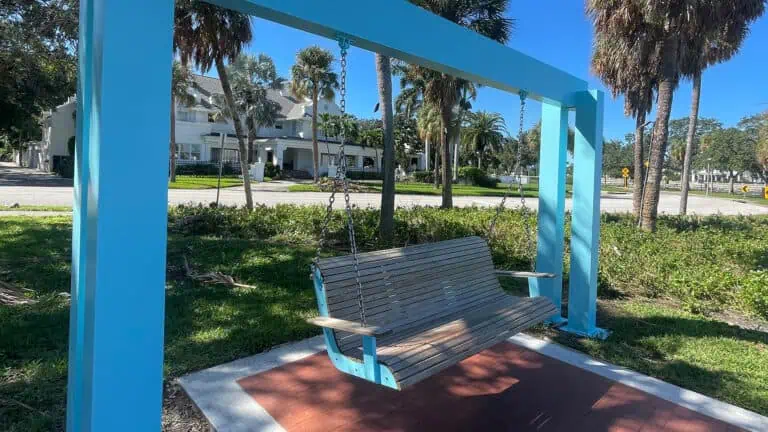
[69,0,605,429]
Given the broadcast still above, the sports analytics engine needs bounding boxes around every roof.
[190,74,310,120]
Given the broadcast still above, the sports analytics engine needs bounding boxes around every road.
[1,163,766,215]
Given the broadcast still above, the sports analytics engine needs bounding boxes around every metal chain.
[314,36,367,326]
[488,90,535,270]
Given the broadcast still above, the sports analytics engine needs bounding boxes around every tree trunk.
[247,128,255,164]
[679,72,701,215]
[216,56,253,210]
[311,89,320,182]
[440,106,453,208]
[640,35,679,232]
[434,140,441,188]
[376,54,396,244]
[631,112,645,220]
[425,138,430,172]
[170,93,177,182]
[729,173,735,194]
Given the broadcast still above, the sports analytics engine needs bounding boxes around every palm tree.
[589,0,765,231]
[223,54,284,164]
[174,0,255,209]
[678,13,763,214]
[170,60,195,182]
[376,53,396,244]
[588,15,657,222]
[290,46,339,182]
[461,111,507,169]
[400,0,512,208]
[318,112,338,140]
[416,102,442,187]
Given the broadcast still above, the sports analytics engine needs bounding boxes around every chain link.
[488,90,535,270]
[313,36,367,326]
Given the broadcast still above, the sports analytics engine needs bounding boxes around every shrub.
[167,206,768,320]
[54,156,74,179]
[739,271,768,319]
[176,162,240,176]
[458,166,498,188]
[412,170,434,184]
[264,162,281,178]
[347,170,383,181]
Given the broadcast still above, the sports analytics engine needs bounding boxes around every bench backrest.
[315,236,502,352]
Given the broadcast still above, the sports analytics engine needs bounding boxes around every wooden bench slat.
[317,237,484,269]
[319,238,488,275]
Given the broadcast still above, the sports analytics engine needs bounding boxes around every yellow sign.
[621,167,630,178]
[644,160,650,168]
[741,185,749,193]
[764,186,768,200]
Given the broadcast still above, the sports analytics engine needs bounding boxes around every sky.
[219,1,768,141]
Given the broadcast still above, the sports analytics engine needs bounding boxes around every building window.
[267,151,274,163]
[177,143,202,161]
[363,157,375,168]
[275,123,283,130]
[177,110,195,122]
[346,155,356,168]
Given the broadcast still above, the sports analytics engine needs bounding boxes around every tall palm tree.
[401,0,512,208]
[290,46,339,182]
[589,16,657,222]
[174,0,255,209]
[461,111,507,169]
[376,53,396,244]
[590,0,765,231]
[170,60,196,182]
[678,13,763,214]
[224,54,285,164]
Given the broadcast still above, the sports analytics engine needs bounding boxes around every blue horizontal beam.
[206,0,588,105]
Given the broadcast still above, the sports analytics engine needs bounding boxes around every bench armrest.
[307,316,394,337]
[495,270,556,279]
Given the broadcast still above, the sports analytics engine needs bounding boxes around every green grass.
[168,175,243,189]
[1,211,767,430]
[0,205,71,212]
[288,181,550,198]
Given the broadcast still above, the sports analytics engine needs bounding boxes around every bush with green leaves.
[175,162,240,176]
[54,156,74,179]
[458,166,498,188]
[168,205,768,320]
[347,170,382,181]
[411,170,434,184]
[264,162,281,178]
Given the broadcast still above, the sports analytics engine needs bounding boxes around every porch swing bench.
[308,236,558,390]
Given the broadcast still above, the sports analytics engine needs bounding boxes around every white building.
[35,75,384,176]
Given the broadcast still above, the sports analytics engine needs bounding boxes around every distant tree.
[602,139,633,179]
[699,128,757,193]
[461,111,506,169]
[393,114,423,170]
[290,46,339,182]
[738,111,768,183]
[666,117,722,172]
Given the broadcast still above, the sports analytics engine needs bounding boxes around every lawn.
[1,210,767,430]
[288,181,550,198]
[0,205,71,212]
[168,175,244,189]
[602,184,768,206]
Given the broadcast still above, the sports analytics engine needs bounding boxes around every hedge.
[169,205,768,320]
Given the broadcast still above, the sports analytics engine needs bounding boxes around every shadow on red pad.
[238,343,739,432]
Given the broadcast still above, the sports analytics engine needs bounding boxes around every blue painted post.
[67,0,174,430]
[529,102,568,325]
[564,90,609,339]
[362,336,381,384]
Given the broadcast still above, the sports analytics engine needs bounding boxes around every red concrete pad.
[237,343,740,432]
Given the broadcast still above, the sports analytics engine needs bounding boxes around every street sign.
[764,186,768,200]
[741,185,749,193]
[621,167,630,178]
[644,160,650,168]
